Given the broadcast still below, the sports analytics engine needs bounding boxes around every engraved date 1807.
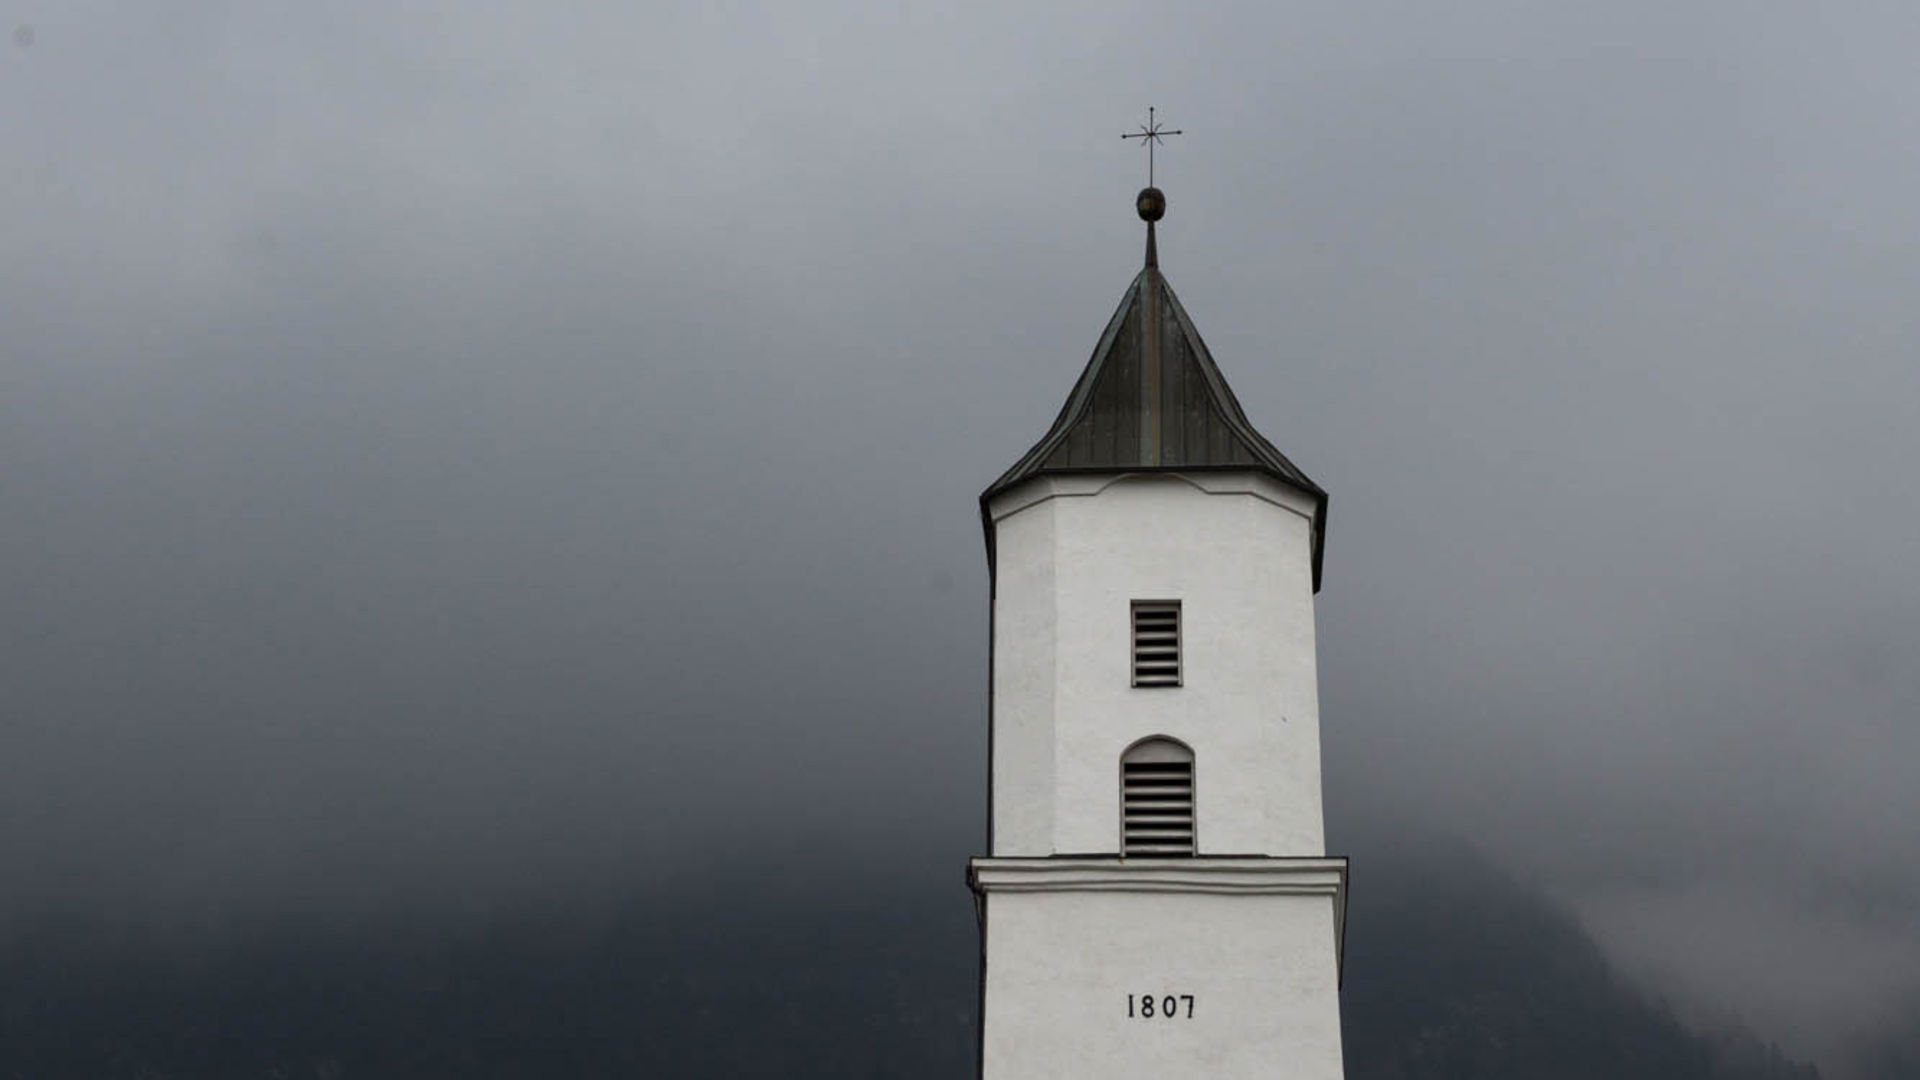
[1127,993,1195,1019]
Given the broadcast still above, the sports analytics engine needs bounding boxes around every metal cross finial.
[1121,106,1183,186]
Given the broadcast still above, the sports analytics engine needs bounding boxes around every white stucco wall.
[990,496,1057,851]
[988,472,1324,857]
[978,881,1344,1080]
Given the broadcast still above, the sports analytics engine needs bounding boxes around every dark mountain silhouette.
[0,836,1823,1078]
[1338,830,1818,1080]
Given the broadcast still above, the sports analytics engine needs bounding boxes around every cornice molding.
[969,855,1349,982]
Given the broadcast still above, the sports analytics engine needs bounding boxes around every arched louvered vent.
[1121,737,1194,856]
[1131,601,1181,687]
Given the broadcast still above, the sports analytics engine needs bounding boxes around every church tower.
[968,184,1348,1079]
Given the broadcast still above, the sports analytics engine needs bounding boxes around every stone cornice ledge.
[969,856,1346,898]
[970,856,1349,982]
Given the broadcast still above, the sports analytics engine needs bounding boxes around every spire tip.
[1137,187,1164,268]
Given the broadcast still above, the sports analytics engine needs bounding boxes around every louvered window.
[1131,601,1181,687]
[1121,738,1195,856]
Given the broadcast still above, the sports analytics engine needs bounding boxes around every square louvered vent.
[1122,758,1194,856]
[1131,601,1181,687]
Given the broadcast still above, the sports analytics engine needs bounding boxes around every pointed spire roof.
[983,192,1328,589]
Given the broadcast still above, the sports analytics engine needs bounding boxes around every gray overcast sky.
[4,3,1917,1071]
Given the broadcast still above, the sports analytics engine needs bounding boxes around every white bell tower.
[968,186,1347,1079]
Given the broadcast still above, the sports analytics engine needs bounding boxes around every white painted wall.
[979,884,1345,1080]
[988,472,1324,857]
[990,494,1057,852]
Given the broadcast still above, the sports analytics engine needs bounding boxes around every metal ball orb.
[1136,187,1166,222]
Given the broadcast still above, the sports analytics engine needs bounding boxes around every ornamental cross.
[1121,106,1183,186]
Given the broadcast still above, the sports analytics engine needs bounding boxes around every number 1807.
[1127,993,1194,1019]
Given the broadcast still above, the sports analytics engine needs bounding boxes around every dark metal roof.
[982,225,1328,590]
